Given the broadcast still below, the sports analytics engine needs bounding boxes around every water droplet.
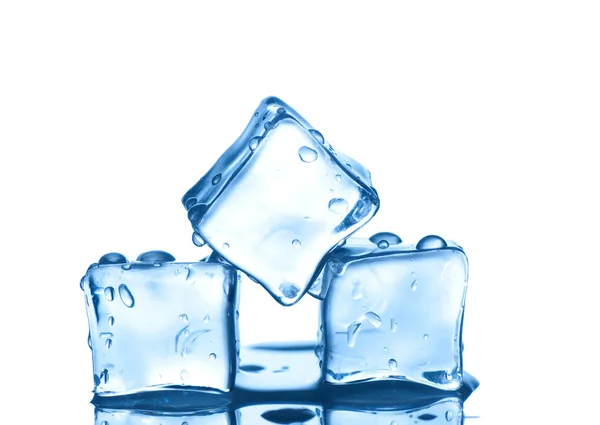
[416,234,447,250]
[179,314,188,322]
[187,203,207,224]
[347,321,362,347]
[211,173,222,185]
[183,329,190,337]
[445,410,454,421]
[377,240,389,249]
[390,319,398,332]
[101,421,108,425]
[209,353,217,360]
[309,129,324,144]
[352,281,363,300]
[365,312,382,328]
[298,146,318,163]
[280,283,300,299]
[254,111,259,117]
[192,232,205,247]
[333,175,341,183]
[388,359,397,371]
[180,369,189,380]
[328,198,348,214]
[184,197,197,209]
[121,264,131,270]
[108,316,114,326]
[292,239,302,248]
[222,242,230,249]
[137,250,175,262]
[99,252,128,265]
[203,314,210,323]
[369,232,402,246]
[87,333,92,349]
[423,333,429,340]
[184,265,196,284]
[411,280,418,291]
[118,284,134,308]
[182,422,188,425]
[105,339,112,349]
[240,364,265,372]
[249,136,262,151]
[383,346,388,352]
[104,287,115,301]
[277,107,286,114]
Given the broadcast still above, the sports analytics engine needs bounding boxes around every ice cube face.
[319,235,468,390]
[182,96,380,306]
[82,251,240,396]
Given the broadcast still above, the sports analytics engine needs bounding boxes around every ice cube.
[318,234,468,390]
[81,250,240,396]
[182,96,380,306]
[325,397,463,425]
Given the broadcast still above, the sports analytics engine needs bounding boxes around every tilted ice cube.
[318,233,468,390]
[182,96,380,306]
[81,250,240,396]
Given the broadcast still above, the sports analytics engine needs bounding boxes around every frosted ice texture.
[182,96,380,306]
[318,235,468,390]
[81,251,240,396]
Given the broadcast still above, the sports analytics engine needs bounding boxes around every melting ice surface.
[182,96,380,306]
[316,233,469,390]
[82,251,240,396]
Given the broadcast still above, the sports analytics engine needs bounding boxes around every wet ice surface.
[317,234,469,390]
[82,251,240,396]
[182,96,380,306]
[91,342,478,414]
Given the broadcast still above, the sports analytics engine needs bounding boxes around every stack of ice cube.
[81,96,470,400]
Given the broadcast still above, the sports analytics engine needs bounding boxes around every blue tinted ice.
[182,96,380,306]
[326,398,463,425]
[81,250,240,396]
[95,407,233,425]
[317,234,468,390]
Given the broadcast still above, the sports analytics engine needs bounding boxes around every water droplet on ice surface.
[298,146,318,163]
[377,240,389,249]
[365,311,382,328]
[445,411,454,421]
[180,369,189,380]
[118,284,135,308]
[211,173,222,185]
[309,129,324,144]
[411,280,418,291]
[137,250,175,262]
[328,198,348,214]
[249,136,262,151]
[108,316,114,326]
[105,339,112,349]
[104,287,115,301]
[416,234,447,250]
[347,321,362,347]
[209,353,217,360]
[390,319,398,332]
[179,313,188,322]
[369,231,402,246]
[98,252,127,265]
[388,359,397,371]
[192,232,205,247]
[292,239,302,248]
[335,174,341,181]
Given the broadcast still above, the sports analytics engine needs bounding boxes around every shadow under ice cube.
[81,251,240,396]
[318,234,468,390]
[182,96,380,306]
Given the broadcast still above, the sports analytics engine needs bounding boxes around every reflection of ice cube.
[82,251,240,396]
[95,407,233,425]
[319,234,468,390]
[236,342,321,392]
[182,96,380,306]
[240,404,321,425]
[326,398,463,425]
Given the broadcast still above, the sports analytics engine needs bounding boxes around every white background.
[1,2,598,423]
